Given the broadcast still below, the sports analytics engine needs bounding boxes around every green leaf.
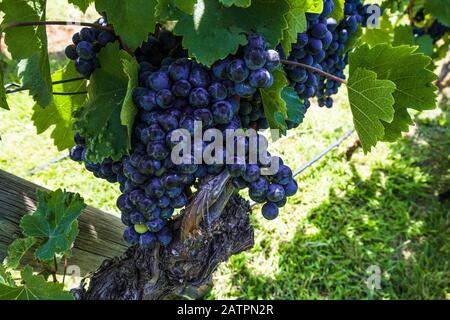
[280,2,307,56]
[0,266,73,300]
[393,25,433,56]
[32,61,87,151]
[174,0,197,14]
[219,0,251,7]
[424,0,450,27]
[260,68,289,132]
[347,67,396,153]
[4,237,37,269]
[0,0,46,60]
[95,0,158,50]
[174,0,290,66]
[20,189,86,261]
[329,0,345,21]
[67,0,93,12]
[0,0,53,107]
[282,86,306,126]
[75,43,133,162]
[120,59,140,139]
[349,44,437,142]
[0,266,15,287]
[0,65,9,110]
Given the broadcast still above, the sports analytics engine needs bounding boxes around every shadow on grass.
[216,113,449,300]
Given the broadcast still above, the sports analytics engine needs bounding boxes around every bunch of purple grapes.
[69,28,298,247]
[282,0,366,128]
[65,17,116,77]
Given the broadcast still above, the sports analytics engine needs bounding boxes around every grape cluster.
[414,20,450,43]
[65,17,116,78]
[68,27,297,247]
[282,0,366,128]
[69,133,120,183]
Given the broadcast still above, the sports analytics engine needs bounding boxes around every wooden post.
[0,170,127,275]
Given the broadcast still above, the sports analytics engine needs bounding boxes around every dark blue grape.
[208,83,228,101]
[147,71,171,91]
[170,193,188,208]
[189,66,211,88]
[227,59,249,83]
[130,211,146,224]
[97,31,116,46]
[75,58,95,77]
[70,145,84,162]
[249,69,273,88]
[80,27,97,42]
[76,41,95,60]
[193,108,213,127]
[146,218,166,233]
[262,202,279,220]
[243,164,260,183]
[189,87,210,107]
[156,89,174,108]
[265,50,280,71]
[157,227,172,246]
[124,226,140,245]
[168,58,190,81]
[147,142,169,161]
[212,100,234,124]
[244,48,267,70]
[267,183,285,202]
[65,45,78,60]
[160,207,174,219]
[235,82,256,98]
[172,80,192,97]
[139,232,157,247]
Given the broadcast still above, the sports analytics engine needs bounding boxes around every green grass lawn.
[0,2,448,300]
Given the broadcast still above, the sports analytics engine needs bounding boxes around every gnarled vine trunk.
[72,176,254,300]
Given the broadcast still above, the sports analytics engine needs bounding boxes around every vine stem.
[3,21,113,32]
[280,59,348,85]
[5,77,85,94]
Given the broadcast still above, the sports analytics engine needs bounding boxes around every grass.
[0,2,449,300]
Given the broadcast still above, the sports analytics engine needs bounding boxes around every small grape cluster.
[69,133,120,183]
[65,17,116,78]
[282,0,365,128]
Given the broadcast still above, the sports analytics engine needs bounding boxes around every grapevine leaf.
[393,25,433,56]
[0,266,15,287]
[280,3,307,56]
[0,0,53,107]
[4,237,37,269]
[75,43,133,162]
[347,67,396,153]
[120,59,140,139]
[282,86,306,126]
[95,0,158,50]
[155,0,185,21]
[20,189,86,262]
[0,65,9,110]
[32,61,87,151]
[424,0,450,27]
[0,0,46,60]
[330,0,345,21]
[67,0,93,12]
[174,0,290,66]
[174,0,197,14]
[17,52,53,107]
[0,266,73,300]
[260,68,289,132]
[349,44,437,142]
[219,0,251,7]
[305,0,324,13]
